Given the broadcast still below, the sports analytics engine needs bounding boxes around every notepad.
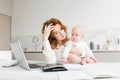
[42,63,68,72]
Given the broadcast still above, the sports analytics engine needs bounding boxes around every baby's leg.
[67,54,82,64]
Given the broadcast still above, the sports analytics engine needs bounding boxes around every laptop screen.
[10,40,30,70]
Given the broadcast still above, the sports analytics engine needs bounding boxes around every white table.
[0,60,120,80]
[0,60,58,80]
[0,51,12,60]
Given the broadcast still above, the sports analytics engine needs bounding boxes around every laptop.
[10,40,45,70]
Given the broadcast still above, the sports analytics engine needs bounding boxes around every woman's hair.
[41,18,69,49]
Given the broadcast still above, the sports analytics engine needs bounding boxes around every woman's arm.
[70,45,83,56]
[42,41,56,64]
[42,24,56,64]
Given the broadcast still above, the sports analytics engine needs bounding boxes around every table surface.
[24,50,120,53]
[0,60,120,80]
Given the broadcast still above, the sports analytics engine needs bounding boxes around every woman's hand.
[43,23,54,41]
[70,45,83,56]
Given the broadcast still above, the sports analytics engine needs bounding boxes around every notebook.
[42,63,68,72]
[10,40,45,70]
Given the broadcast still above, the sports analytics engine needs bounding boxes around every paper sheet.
[64,63,84,71]
[57,71,90,80]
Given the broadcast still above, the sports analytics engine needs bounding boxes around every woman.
[41,18,83,64]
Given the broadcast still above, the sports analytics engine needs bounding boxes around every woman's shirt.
[42,40,64,63]
[54,45,65,62]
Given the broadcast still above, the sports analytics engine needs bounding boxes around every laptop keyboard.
[29,64,42,68]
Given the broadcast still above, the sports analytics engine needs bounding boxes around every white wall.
[0,0,13,16]
[0,0,13,50]
[12,0,120,50]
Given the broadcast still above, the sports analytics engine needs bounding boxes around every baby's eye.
[75,34,79,36]
[72,34,75,36]
[72,34,79,36]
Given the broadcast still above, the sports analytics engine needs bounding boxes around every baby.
[62,25,97,64]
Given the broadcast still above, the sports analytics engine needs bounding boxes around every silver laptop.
[10,40,45,70]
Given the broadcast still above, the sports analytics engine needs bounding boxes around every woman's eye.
[54,32,58,35]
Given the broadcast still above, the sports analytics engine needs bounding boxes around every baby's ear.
[82,34,85,38]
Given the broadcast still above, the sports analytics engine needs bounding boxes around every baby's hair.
[72,25,82,30]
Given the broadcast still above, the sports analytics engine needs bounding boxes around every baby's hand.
[61,57,68,63]
[90,57,97,63]
[86,57,97,63]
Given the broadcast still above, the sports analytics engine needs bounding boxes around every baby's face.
[71,29,83,42]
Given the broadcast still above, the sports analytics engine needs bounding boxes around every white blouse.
[42,40,64,64]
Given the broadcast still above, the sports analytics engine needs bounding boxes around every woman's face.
[52,24,66,41]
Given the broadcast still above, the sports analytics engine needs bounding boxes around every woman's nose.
[60,30,65,35]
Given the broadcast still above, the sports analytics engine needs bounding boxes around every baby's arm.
[85,44,97,63]
[62,41,73,63]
